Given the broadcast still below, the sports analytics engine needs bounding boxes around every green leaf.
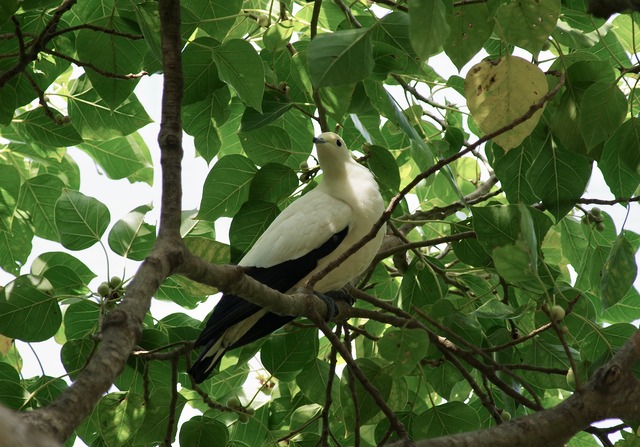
[156,275,212,309]
[451,222,492,267]
[13,108,83,147]
[599,118,640,198]
[132,2,163,62]
[378,328,429,377]
[496,0,561,54]
[261,326,318,381]
[0,275,60,342]
[64,300,100,340]
[179,416,229,447]
[601,235,638,309]
[69,77,152,140]
[0,362,23,409]
[108,204,157,261]
[240,90,292,132]
[472,298,524,319]
[414,402,481,438]
[31,251,97,285]
[0,1,18,26]
[0,164,20,218]
[75,18,146,108]
[493,243,546,293]
[25,375,68,408]
[296,359,339,405]
[472,204,552,249]
[249,163,299,204]
[78,133,153,185]
[96,392,146,447]
[601,287,640,324]
[240,125,309,168]
[527,139,592,221]
[0,215,33,275]
[182,87,231,163]
[61,337,94,380]
[198,155,257,221]
[340,358,392,426]
[213,39,265,111]
[18,174,65,241]
[492,144,538,205]
[579,82,627,149]
[182,37,226,106]
[308,28,374,87]
[40,265,90,297]
[444,3,494,70]
[399,260,445,311]
[409,0,451,60]
[54,190,111,250]
[264,20,295,53]
[366,145,400,193]
[581,323,637,363]
[182,0,242,41]
[229,200,279,263]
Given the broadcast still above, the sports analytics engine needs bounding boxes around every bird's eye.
[336,139,342,147]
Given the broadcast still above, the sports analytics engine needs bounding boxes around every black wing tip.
[189,347,225,384]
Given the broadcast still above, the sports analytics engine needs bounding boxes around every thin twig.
[48,23,144,40]
[343,325,361,446]
[43,49,148,79]
[310,312,412,444]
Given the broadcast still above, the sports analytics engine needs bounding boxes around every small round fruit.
[591,207,601,217]
[541,41,552,51]
[581,215,589,225]
[500,410,511,422]
[549,305,565,322]
[238,412,250,423]
[109,276,122,288]
[226,396,241,409]
[595,222,605,232]
[97,282,110,297]
[245,407,255,416]
[299,161,309,171]
[257,14,269,27]
[415,260,426,270]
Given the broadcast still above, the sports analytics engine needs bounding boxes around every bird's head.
[313,132,353,171]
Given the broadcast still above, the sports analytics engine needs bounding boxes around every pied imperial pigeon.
[190,132,385,383]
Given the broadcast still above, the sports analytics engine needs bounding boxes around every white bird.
[190,132,385,383]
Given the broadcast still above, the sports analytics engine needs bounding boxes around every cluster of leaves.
[0,0,639,446]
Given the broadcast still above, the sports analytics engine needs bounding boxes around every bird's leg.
[313,288,355,321]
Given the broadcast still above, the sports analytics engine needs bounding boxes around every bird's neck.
[321,162,380,211]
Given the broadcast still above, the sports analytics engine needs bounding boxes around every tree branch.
[17,0,186,441]
[387,330,640,447]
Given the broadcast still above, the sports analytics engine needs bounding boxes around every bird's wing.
[239,189,354,268]
[192,223,350,350]
[190,191,353,382]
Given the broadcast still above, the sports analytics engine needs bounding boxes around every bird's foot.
[314,289,355,321]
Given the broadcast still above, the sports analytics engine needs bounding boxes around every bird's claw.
[314,289,355,321]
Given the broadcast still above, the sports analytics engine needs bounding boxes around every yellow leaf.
[0,334,12,356]
[464,55,548,151]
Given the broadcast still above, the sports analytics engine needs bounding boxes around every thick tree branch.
[17,0,187,442]
[387,330,640,447]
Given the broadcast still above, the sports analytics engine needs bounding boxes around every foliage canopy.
[0,0,640,446]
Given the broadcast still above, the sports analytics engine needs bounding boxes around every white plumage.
[190,132,385,383]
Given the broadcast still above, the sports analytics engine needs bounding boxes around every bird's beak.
[313,136,326,144]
